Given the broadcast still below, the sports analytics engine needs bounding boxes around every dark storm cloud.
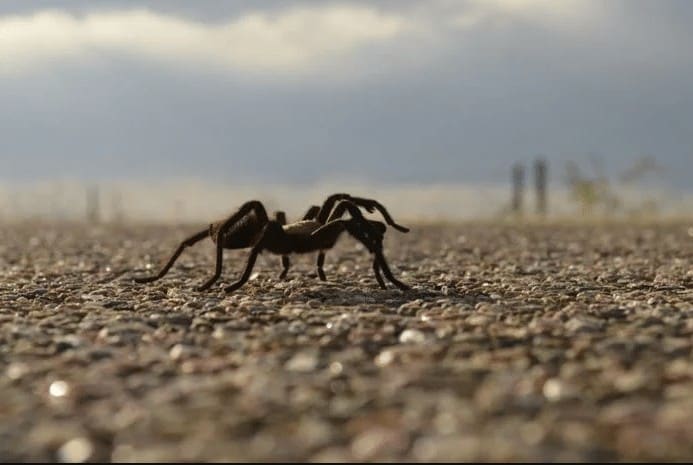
[0,0,691,189]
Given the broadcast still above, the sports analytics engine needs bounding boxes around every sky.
[1,0,692,190]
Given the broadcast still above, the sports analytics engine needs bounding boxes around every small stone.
[565,316,603,333]
[286,351,319,372]
[6,362,29,380]
[49,380,70,398]
[169,344,195,361]
[329,362,344,376]
[399,329,426,344]
[375,350,395,367]
[57,437,93,463]
[543,378,567,402]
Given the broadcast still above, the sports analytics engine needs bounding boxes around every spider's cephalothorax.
[134,194,410,293]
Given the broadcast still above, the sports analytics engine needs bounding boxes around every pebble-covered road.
[1,221,692,461]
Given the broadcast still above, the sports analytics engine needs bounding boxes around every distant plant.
[564,155,662,217]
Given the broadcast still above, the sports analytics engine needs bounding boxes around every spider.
[133,194,410,293]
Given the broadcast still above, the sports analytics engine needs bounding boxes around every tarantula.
[134,194,410,293]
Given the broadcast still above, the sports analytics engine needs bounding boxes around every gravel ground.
[1,220,692,462]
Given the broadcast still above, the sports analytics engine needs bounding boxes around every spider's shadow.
[276,281,448,308]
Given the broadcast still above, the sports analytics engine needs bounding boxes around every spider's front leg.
[349,197,410,233]
[346,221,409,291]
[317,193,409,233]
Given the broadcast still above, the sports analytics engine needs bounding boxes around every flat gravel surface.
[1,221,692,462]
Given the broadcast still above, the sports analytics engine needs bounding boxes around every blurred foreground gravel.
[1,220,692,462]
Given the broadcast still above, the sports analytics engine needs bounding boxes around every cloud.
[0,6,411,75]
[449,0,602,31]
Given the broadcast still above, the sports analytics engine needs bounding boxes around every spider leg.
[316,251,327,281]
[197,201,269,291]
[275,211,291,280]
[346,221,408,291]
[225,247,261,293]
[349,197,410,233]
[373,260,387,289]
[348,225,388,289]
[322,200,378,240]
[303,205,321,221]
[134,229,209,284]
[279,255,290,280]
[316,193,409,233]
[316,194,353,224]
[196,235,225,291]
[374,249,410,290]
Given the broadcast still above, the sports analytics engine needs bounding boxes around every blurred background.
[1,0,691,223]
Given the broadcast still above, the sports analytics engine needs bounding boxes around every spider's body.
[134,194,408,293]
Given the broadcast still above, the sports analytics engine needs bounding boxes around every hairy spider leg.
[348,196,410,233]
[134,229,209,284]
[344,220,409,290]
[316,252,327,281]
[278,205,321,280]
[275,211,291,280]
[316,193,409,232]
[374,249,410,290]
[317,200,379,246]
[225,246,262,293]
[302,205,321,220]
[373,260,386,289]
[316,194,371,224]
[302,205,328,281]
[335,213,409,290]
[197,201,270,291]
